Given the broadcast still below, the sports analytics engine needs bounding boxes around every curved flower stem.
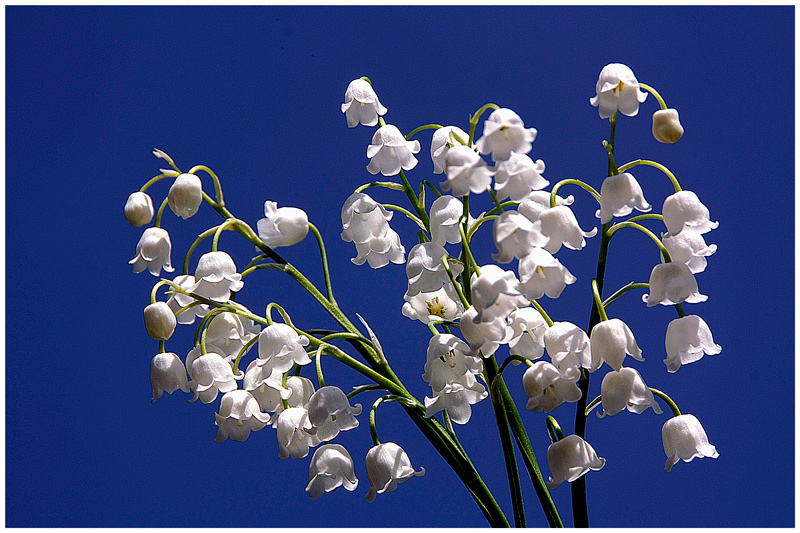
[211,218,242,252]
[354,181,407,194]
[150,279,173,304]
[442,255,470,308]
[530,299,555,327]
[468,102,500,145]
[495,354,534,377]
[466,214,498,241]
[459,225,481,275]
[231,335,259,375]
[314,345,326,388]
[369,396,386,446]
[591,280,609,322]
[616,159,682,192]
[420,180,442,199]
[184,227,220,275]
[546,416,566,443]
[243,253,271,272]
[154,197,169,228]
[188,165,225,206]
[638,83,667,110]
[307,223,335,304]
[625,213,664,224]
[383,204,427,230]
[487,187,505,213]
[650,388,682,416]
[550,179,601,206]
[346,384,386,400]
[602,282,650,310]
[399,170,431,230]
[485,201,518,217]
[406,123,442,140]
[607,221,672,263]
[460,196,473,304]
[585,395,602,417]
[139,172,179,193]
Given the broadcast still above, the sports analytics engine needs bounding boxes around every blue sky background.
[6,5,795,528]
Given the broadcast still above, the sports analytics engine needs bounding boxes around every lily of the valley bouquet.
[125,63,720,527]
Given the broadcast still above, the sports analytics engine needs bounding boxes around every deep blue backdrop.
[6,5,795,528]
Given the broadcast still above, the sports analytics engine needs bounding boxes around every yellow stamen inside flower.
[536,265,547,279]
[614,81,624,97]
[426,297,446,317]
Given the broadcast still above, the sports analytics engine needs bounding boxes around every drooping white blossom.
[543,322,592,378]
[662,414,719,472]
[598,367,662,417]
[405,242,463,297]
[257,323,311,391]
[491,211,549,264]
[275,406,321,460]
[661,229,717,274]
[130,227,175,276]
[423,373,488,425]
[214,390,271,442]
[589,63,648,119]
[522,361,582,412]
[269,376,317,425]
[365,442,425,502]
[518,190,574,224]
[341,78,387,128]
[470,265,530,324]
[494,152,548,201]
[662,190,718,236]
[518,247,577,300]
[306,444,359,500]
[366,124,421,176]
[652,108,684,143]
[143,302,177,340]
[167,173,203,219]
[431,126,469,174]
[475,108,537,162]
[422,334,484,393]
[402,285,464,324]
[507,307,548,361]
[166,274,200,324]
[340,192,406,268]
[664,315,721,372]
[429,195,467,246]
[590,318,644,372]
[440,145,495,197]
[306,386,362,442]
[257,201,309,248]
[243,359,289,413]
[546,434,606,489]
[646,262,708,307]
[150,352,190,402]
[537,206,597,254]
[124,191,154,227]
[186,348,238,404]
[189,251,244,302]
[460,306,513,357]
[204,310,261,360]
[597,172,651,224]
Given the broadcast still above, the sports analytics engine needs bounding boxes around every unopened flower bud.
[143,302,177,340]
[124,192,154,227]
[167,173,203,219]
[652,108,684,143]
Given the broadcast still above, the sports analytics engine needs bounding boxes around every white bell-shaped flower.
[518,190,574,224]
[205,310,260,360]
[276,407,320,459]
[662,190,718,236]
[429,195,467,246]
[307,386,362,442]
[422,334,484,393]
[543,322,592,377]
[257,201,309,248]
[661,229,717,274]
[150,352,190,402]
[518,247,577,300]
[189,251,244,302]
[257,323,311,380]
[431,126,470,174]
[492,211,549,263]
[597,172,651,224]
[340,192,406,268]
[186,348,238,404]
[124,191,154,227]
[662,414,719,472]
[475,108,537,162]
[598,367,662,417]
[537,206,597,254]
[306,444,359,500]
[589,63,648,119]
[270,376,317,426]
[646,262,708,307]
[243,359,288,412]
[405,242,463,297]
[366,124,421,176]
[507,307,548,361]
[214,390,271,442]
[664,315,721,372]
[460,306,513,357]
[652,108,684,143]
[470,265,530,324]
[402,285,464,324]
[440,145,495,197]
[341,78,387,128]
[365,442,425,502]
[166,274,200,324]
[167,173,203,219]
[590,318,644,372]
[522,361,582,412]
[546,434,606,488]
[143,302,177,340]
[423,372,487,425]
[130,227,175,276]
[494,152,548,201]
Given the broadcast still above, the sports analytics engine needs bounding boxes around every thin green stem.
[466,214,498,241]
[616,159,682,192]
[585,395,602,417]
[487,187,505,213]
[607,221,672,263]
[308,223,335,304]
[399,170,431,230]
[406,123,442,140]
[183,227,219,275]
[347,384,386,400]
[638,83,667,110]
[550,179,601,207]
[530,299,555,327]
[650,388,682,416]
[150,280,173,304]
[188,164,224,205]
[459,225,481,274]
[314,345,326,388]
[232,335,259,376]
[546,416,565,442]
[602,282,650,310]
[468,103,500,145]
[591,279,609,322]
[140,172,179,193]
[383,204,427,230]
[211,218,240,251]
[354,181,406,194]
[421,180,443,199]
[154,197,169,228]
